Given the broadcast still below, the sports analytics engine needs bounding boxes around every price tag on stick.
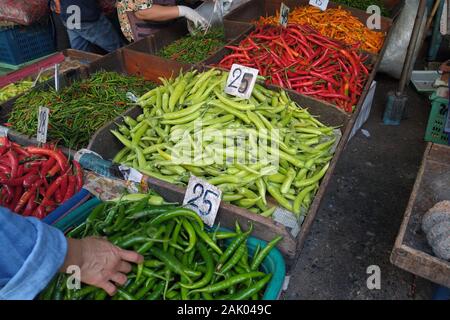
[309,0,329,11]
[37,106,49,144]
[224,64,259,99]
[280,3,290,27]
[183,176,222,227]
[54,63,60,92]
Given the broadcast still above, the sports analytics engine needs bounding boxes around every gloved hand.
[178,5,209,30]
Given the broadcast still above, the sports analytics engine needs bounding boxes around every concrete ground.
[285,74,436,300]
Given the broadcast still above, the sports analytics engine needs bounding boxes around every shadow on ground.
[285,74,435,300]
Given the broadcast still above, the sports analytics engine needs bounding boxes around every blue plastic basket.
[59,199,286,300]
[0,22,55,66]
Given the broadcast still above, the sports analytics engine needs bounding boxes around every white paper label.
[118,165,144,184]
[309,0,329,11]
[37,106,49,144]
[0,125,9,137]
[183,176,222,227]
[126,92,138,103]
[280,3,290,27]
[224,64,259,99]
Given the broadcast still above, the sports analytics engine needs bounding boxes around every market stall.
[1,0,448,302]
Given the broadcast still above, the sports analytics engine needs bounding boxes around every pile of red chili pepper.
[217,24,371,113]
[0,137,83,219]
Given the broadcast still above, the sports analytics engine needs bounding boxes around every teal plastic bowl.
[246,235,286,300]
[57,198,286,300]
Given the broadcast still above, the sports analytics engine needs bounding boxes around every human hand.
[177,5,209,30]
[61,237,144,296]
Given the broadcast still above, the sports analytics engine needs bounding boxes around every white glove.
[178,5,209,30]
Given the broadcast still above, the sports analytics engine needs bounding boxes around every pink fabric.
[0,0,49,26]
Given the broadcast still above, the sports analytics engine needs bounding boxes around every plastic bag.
[188,0,224,34]
[379,0,428,79]
[0,0,49,26]
[224,0,252,14]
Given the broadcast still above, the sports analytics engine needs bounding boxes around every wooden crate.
[391,143,450,288]
[86,48,350,260]
[209,0,389,147]
[125,18,254,65]
[225,0,394,33]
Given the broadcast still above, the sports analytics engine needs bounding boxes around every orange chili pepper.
[258,6,385,54]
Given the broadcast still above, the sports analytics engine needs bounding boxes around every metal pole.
[398,0,428,94]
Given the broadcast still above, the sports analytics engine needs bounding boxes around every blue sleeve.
[0,207,67,300]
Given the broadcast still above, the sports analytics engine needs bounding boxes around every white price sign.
[309,0,329,11]
[37,106,49,144]
[224,64,259,99]
[183,176,222,227]
[0,125,9,137]
[280,3,290,27]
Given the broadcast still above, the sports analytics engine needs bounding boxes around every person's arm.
[0,207,67,300]
[135,5,208,29]
[0,207,143,300]
[134,4,179,21]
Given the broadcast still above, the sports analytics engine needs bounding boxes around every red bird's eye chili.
[217,24,371,112]
[25,147,69,172]
[72,160,83,192]
[0,137,84,219]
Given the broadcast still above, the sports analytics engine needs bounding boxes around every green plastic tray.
[57,198,286,300]
[425,93,450,145]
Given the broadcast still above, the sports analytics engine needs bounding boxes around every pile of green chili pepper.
[39,192,281,300]
[158,28,226,64]
[0,76,51,104]
[7,72,154,150]
[111,69,337,218]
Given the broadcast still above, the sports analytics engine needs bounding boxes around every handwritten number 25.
[187,183,219,216]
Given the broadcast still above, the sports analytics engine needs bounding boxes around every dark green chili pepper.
[149,208,204,230]
[74,286,98,300]
[220,242,247,274]
[228,274,272,300]
[135,278,156,300]
[117,288,137,300]
[137,225,166,254]
[163,220,176,252]
[191,221,223,255]
[82,203,106,237]
[181,218,197,252]
[250,236,283,271]
[189,272,265,294]
[150,248,192,283]
[66,221,87,239]
[180,242,214,290]
[217,224,253,271]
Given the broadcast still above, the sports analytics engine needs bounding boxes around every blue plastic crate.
[0,22,55,66]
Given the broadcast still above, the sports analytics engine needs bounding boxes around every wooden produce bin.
[0,49,102,152]
[391,143,450,288]
[125,18,254,65]
[86,49,351,260]
[217,0,397,147]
